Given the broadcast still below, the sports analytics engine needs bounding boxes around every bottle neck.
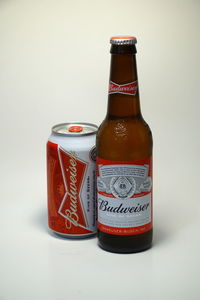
[106,52,141,119]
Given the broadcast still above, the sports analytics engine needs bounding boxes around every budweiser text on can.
[47,122,98,238]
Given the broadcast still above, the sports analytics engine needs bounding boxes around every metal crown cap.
[110,36,137,45]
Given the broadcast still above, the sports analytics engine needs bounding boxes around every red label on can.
[97,157,152,236]
[109,81,138,96]
[47,141,94,236]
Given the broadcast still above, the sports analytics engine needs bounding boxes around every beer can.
[47,122,98,238]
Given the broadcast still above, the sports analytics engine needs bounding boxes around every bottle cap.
[110,36,137,45]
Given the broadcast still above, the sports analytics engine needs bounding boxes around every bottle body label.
[97,157,152,235]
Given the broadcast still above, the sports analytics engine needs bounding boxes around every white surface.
[1,0,200,299]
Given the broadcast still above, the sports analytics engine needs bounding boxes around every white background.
[0,0,200,299]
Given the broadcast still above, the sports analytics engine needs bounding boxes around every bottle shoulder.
[97,117,152,139]
[97,117,152,160]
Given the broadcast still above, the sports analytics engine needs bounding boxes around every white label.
[97,158,152,235]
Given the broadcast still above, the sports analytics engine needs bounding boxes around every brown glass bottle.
[96,36,153,253]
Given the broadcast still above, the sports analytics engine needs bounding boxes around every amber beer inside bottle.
[97,36,153,253]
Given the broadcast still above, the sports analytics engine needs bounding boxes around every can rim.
[52,122,98,137]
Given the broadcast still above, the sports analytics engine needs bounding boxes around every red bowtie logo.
[109,81,138,96]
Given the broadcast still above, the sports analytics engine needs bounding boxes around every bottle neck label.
[109,80,138,96]
[97,156,152,236]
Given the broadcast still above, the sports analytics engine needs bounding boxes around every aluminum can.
[47,122,98,238]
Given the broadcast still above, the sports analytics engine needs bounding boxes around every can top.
[52,122,98,137]
[110,36,137,45]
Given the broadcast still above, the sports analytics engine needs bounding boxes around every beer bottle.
[96,36,153,253]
